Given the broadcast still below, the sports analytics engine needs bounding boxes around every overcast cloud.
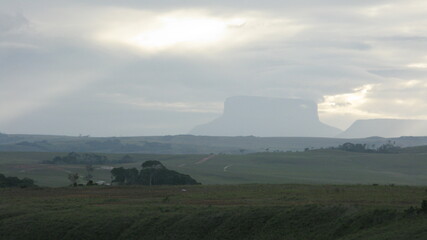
[1,0,427,136]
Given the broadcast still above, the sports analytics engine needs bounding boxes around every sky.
[1,0,427,136]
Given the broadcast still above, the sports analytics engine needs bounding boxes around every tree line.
[43,152,135,165]
[334,142,401,153]
[0,173,36,188]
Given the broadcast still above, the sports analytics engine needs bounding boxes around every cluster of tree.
[111,160,200,186]
[67,164,97,187]
[334,142,401,153]
[405,200,427,215]
[376,143,401,153]
[43,152,135,164]
[0,173,36,188]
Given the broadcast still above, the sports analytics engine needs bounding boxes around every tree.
[19,178,35,188]
[125,168,139,185]
[111,167,139,185]
[111,167,126,184]
[68,173,79,186]
[85,164,95,182]
[377,143,400,153]
[44,152,110,164]
[140,160,166,186]
[141,160,166,170]
[420,200,427,214]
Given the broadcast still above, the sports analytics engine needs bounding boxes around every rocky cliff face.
[338,119,427,138]
[190,96,342,137]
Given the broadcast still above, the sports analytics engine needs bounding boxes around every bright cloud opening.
[407,63,427,69]
[320,84,373,111]
[318,85,382,129]
[96,11,249,53]
[128,17,227,49]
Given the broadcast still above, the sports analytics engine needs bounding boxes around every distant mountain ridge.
[2,133,427,154]
[190,96,342,137]
[338,119,427,138]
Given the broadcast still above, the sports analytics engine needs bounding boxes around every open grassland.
[1,149,427,187]
[1,184,427,240]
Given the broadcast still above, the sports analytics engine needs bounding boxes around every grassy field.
[0,149,427,187]
[2,150,427,239]
[1,184,427,239]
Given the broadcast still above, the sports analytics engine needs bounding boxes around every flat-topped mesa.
[338,119,427,138]
[222,96,320,122]
[190,96,341,137]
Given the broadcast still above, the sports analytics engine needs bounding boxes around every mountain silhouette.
[338,119,427,138]
[190,96,342,137]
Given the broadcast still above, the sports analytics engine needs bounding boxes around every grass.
[1,184,427,239]
[2,147,427,239]
[1,148,427,239]
[1,149,427,187]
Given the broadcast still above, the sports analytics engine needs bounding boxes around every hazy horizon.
[2,0,427,137]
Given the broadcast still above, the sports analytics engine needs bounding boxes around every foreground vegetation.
[2,147,427,239]
[1,184,427,239]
